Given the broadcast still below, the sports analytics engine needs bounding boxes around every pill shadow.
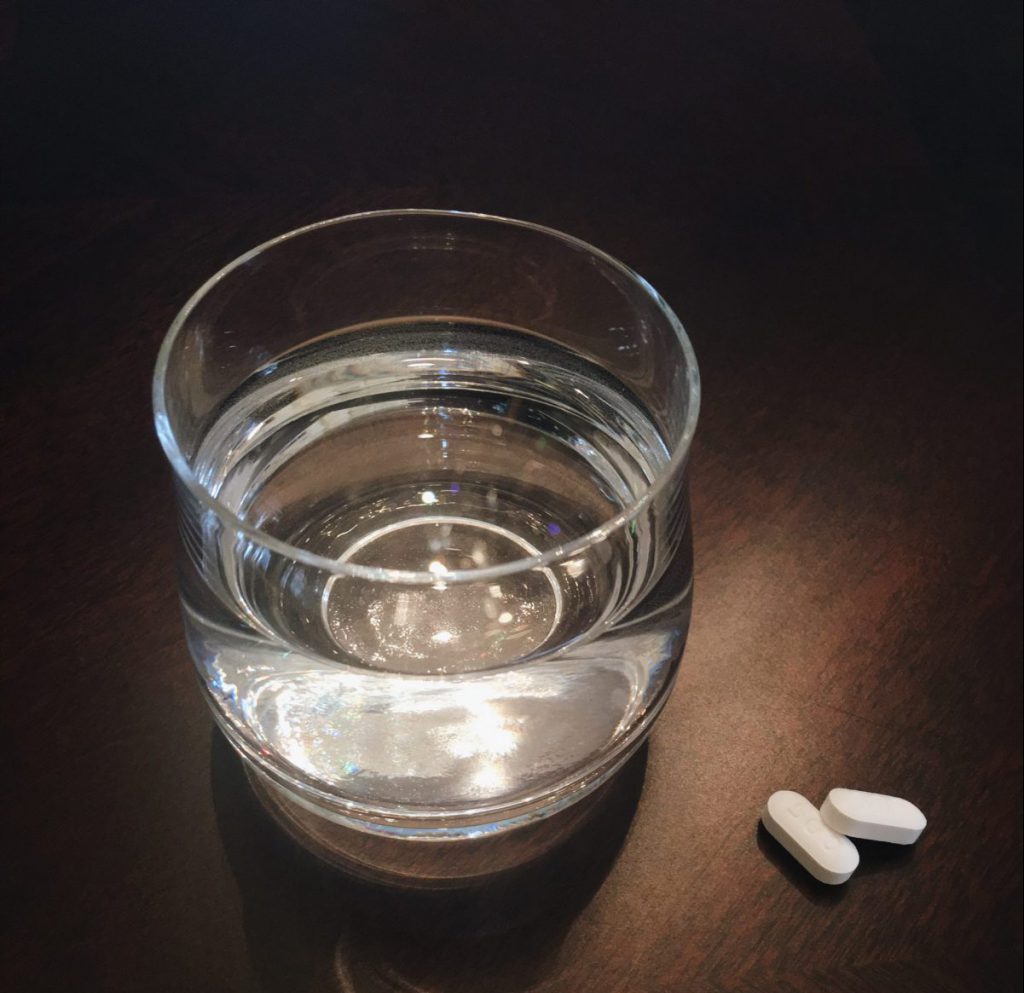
[211,729,648,993]
[851,837,917,876]
[756,823,846,905]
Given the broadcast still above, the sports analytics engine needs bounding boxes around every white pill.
[762,790,860,885]
[820,788,926,845]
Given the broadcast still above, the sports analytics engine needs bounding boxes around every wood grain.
[2,3,1020,992]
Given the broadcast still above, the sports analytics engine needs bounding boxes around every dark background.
[1,3,1021,992]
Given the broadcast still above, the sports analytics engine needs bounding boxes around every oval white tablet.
[820,788,926,845]
[762,790,860,885]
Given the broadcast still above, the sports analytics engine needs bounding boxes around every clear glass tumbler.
[154,210,699,867]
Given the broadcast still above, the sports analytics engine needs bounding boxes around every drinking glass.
[153,210,699,870]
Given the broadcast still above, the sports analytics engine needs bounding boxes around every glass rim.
[152,208,701,585]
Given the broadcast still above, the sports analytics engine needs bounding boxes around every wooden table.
[3,4,1020,991]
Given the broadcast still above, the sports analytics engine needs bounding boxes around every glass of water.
[154,210,699,865]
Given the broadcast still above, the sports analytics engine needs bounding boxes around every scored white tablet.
[762,790,860,885]
[820,788,926,845]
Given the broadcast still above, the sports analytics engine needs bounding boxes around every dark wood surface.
[2,3,1021,991]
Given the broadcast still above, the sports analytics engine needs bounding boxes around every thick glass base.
[193,520,690,879]
[241,737,650,886]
